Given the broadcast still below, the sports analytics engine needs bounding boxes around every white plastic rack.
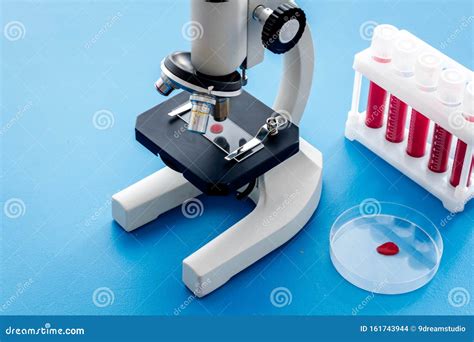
[345,28,473,212]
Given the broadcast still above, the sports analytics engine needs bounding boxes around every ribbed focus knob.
[261,3,306,54]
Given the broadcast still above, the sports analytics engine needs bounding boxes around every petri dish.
[330,201,443,294]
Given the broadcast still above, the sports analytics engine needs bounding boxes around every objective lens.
[155,76,175,96]
[214,98,230,122]
[188,93,216,134]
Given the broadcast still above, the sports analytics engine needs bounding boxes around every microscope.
[112,0,323,297]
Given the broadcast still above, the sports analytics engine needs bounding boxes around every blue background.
[1,0,473,316]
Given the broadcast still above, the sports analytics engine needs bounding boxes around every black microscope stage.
[136,91,300,195]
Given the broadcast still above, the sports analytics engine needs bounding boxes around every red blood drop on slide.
[376,242,399,256]
[210,124,223,134]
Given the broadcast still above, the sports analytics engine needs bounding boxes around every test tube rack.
[345,29,473,213]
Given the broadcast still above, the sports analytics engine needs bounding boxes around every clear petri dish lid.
[330,201,443,295]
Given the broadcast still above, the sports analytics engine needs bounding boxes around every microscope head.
[155,0,307,133]
[154,50,242,132]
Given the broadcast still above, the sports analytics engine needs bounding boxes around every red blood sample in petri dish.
[406,109,430,158]
[386,95,408,142]
[376,242,399,256]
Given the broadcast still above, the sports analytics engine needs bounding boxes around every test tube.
[386,35,419,143]
[428,69,466,173]
[450,82,474,187]
[406,52,442,157]
[365,24,399,128]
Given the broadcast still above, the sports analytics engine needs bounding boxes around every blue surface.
[1,0,473,316]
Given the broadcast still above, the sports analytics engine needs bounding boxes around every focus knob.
[260,3,306,54]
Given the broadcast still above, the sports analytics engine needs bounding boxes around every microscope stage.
[136,91,300,195]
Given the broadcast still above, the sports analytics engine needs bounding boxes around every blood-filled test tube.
[386,35,419,142]
[428,69,466,173]
[365,24,399,129]
[406,53,442,157]
[386,95,408,142]
[450,140,473,187]
[406,110,431,157]
[366,82,387,128]
[428,124,453,172]
[450,82,474,187]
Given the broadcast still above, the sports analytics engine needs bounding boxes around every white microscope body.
[112,0,323,297]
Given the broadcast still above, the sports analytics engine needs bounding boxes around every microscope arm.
[273,24,314,126]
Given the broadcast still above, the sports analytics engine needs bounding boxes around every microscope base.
[112,138,323,297]
[112,167,201,232]
[183,139,322,297]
